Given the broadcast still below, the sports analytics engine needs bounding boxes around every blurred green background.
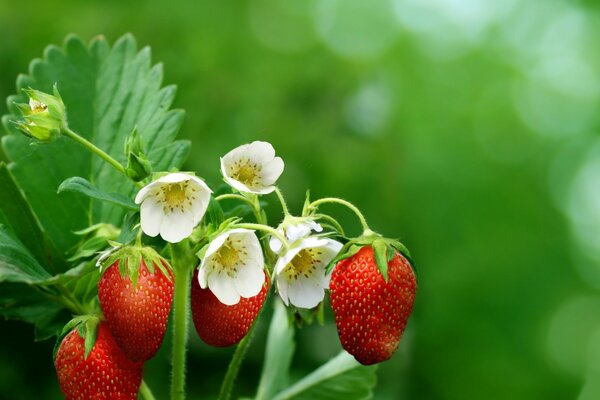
[2,0,600,399]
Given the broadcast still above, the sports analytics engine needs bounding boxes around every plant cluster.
[0,35,417,400]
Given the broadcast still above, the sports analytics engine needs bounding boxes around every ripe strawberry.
[191,269,269,347]
[330,246,417,365]
[55,322,143,400]
[98,257,174,361]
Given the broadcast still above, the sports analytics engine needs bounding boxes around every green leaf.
[0,163,63,271]
[0,224,51,284]
[0,282,69,341]
[372,240,388,282]
[58,176,138,211]
[2,34,189,271]
[256,300,296,400]
[272,352,377,400]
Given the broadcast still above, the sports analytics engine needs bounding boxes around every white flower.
[269,218,323,254]
[198,228,265,305]
[135,172,212,243]
[275,237,342,309]
[220,141,284,194]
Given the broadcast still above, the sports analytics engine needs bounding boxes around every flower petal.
[160,209,195,243]
[198,265,209,288]
[260,157,284,186]
[276,275,290,306]
[287,276,325,309]
[202,232,230,260]
[234,264,265,298]
[208,273,241,305]
[275,246,303,275]
[245,141,276,164]
[140,197,163,237]
[135,181,160,204]
[156,172,193,184]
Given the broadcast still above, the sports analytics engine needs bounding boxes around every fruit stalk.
[170,242,195,400]
[61,126,143,188]
[308,197,370,233]
[217,313,258,400]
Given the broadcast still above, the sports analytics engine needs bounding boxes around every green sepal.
[98,245,173,287]
[83,317,100,359]
[386,239,418,281]
[301,190,312,216]
[52,315,100,361]
[372,239,389,282]
[325,242,363,275]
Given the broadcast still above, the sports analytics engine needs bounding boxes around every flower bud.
[14,84,66,142]
[124,128,152,181]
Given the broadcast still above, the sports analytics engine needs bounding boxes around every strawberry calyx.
[326,230,416,282]
[97,244,172,287]
[53,314,100,361]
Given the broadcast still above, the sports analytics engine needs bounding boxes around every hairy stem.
[274,187,290,217]
[170,241,196,400]
[309,197,371,234]
[62,126,143,188]
[233,222,288,251]
[215,193,255,209]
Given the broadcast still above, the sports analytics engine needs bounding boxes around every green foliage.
[0,283,68,341]
[257,301,376,400]
[272,352,377,400]
[0,225,50,284]
[58,176,138,211]
[256,300,296,400]
[1,34,190,274]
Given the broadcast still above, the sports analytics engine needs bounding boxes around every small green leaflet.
[272,351,377,400]
[58,177,138,211]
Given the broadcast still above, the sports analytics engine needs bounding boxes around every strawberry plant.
[0,34,418,399]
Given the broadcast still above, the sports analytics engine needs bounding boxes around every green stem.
[217,309,260,400]
[139,380,156,400]
[233,223,288,251]
[274,187,290,217]
[309,197,371,234]
[169,242,195,400]
[315,213,346,236]
[62,126,143,188]
[215,193,256,209]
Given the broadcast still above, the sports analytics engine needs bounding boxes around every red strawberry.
[191,269,269,347]
[55,322,143,400]
[98,257,174,361]
[330,246,417,365]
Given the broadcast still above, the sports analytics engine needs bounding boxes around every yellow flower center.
[231,159,262,187]
[284,249,322,281]
[157,181,194,213]
[29,100,48,114]
[218,244,240,268]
